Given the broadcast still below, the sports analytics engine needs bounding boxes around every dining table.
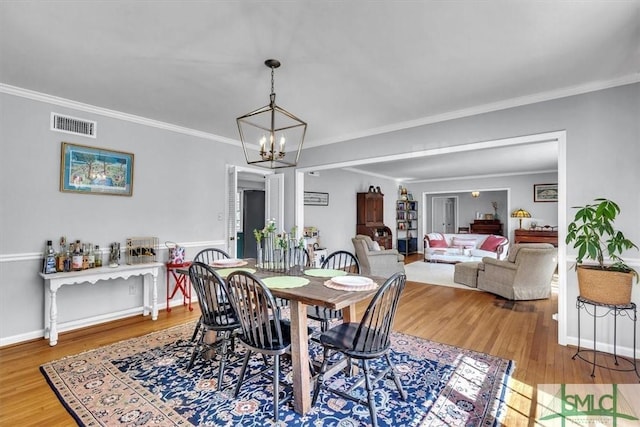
[179,259,384,415]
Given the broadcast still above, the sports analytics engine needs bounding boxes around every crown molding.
[304,73,640,148]
[3,73,638,150]
[0,83,241,147]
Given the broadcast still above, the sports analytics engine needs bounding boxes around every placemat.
[262,276,310,289]
[324,278,378,291]
[304,268,348,278]
[211,259,248,268]
[215,267,256,278]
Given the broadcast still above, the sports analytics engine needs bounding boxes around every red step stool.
[166,261,193,312]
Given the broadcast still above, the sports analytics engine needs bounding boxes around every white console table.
[40,262,163,346]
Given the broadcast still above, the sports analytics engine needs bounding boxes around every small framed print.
[534,183,558,202]
[60,142,134,196]
[304,191,329,206]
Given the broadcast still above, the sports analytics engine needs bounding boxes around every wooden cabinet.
[514,229,558,246]
[356,190,392,249]
[396,200,418,255]
[357,191,384,226]
[470,219,503,235]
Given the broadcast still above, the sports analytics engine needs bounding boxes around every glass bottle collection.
[42,237,103,274]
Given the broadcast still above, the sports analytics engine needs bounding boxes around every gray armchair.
[351,235,405,278]
[477,243,557,300]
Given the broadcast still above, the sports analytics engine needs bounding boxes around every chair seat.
[242,319,314,351]
[320,322,381,357]
[320,322,358,349]
[203,305,237,327]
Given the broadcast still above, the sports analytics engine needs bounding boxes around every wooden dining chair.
[224,270,294,421]
[193,247,231,264]
[312,272,408,427]
[307,250,360,332]
[187,262,241,391]
[189,248,231,341]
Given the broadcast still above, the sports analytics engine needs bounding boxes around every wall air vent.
[50,113,97,138]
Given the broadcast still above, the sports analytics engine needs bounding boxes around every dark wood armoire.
[356,189,392,249]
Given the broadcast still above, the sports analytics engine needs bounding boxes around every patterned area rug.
[41,321,514,426]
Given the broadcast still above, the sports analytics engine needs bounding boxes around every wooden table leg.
[289,300,311,415]
[342,304,356,323]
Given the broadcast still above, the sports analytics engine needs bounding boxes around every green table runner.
[262,276,310,289]
[304,268,348,278]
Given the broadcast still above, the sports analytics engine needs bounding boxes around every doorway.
[227,165,284,258]
[241,190,265,258]
[432,196,457,233]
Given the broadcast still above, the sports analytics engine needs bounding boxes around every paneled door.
[432,196,457,234]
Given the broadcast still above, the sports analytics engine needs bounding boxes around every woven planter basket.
[577,265,633,305]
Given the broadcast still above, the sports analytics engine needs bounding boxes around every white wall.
[303,169,397,253]
[2,83,639,356]
[294,83,640,355]
[0,93,245,343]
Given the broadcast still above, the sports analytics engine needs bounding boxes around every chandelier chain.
[271,66,275,95]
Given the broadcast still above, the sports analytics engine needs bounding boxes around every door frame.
[431,195,459,233]
[226,164,277,257]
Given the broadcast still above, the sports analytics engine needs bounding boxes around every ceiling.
[1,1,638,181]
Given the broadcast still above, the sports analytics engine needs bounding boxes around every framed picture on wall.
[304,191,329,206]
[60,142,134,196]
[533,183,558,202]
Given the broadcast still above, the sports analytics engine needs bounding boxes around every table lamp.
[511,209,531,229]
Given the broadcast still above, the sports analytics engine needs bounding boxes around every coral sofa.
[423,232,509,263]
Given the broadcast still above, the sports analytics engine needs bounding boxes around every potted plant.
[566,198,638,305]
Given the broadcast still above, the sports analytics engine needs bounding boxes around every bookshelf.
[396,199,418,255]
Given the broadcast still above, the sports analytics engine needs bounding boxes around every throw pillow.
[452,236,477,249]
[371,241,381,251]
[426,232,448,248]
[479,235,507,252]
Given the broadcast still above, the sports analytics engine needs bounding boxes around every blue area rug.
[41,321,514,426]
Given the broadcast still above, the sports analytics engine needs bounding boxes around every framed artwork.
[304,191,329,206]
[534,183,558,202]
[60,142,134,196]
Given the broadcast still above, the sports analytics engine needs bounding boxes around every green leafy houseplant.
[566,198,638,305]
[566,198,638,278]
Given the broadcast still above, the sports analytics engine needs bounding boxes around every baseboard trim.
[0,298,197,348]
[565,336,637,360]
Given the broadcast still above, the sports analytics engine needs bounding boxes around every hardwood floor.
[1,256,637,426]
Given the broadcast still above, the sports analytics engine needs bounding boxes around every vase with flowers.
[254,220,305,273]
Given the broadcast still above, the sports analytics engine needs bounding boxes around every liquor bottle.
[56,236,67,272]
[43,240,57,274]
[82,243,89,270]
[94,245,102,268]
[64,245,72,272]
[72,240,83,271]
[87,243,95,268]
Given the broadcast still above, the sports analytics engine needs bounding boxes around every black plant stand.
[572,296,639,380]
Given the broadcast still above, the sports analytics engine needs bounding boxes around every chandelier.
[236,59,307,169]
